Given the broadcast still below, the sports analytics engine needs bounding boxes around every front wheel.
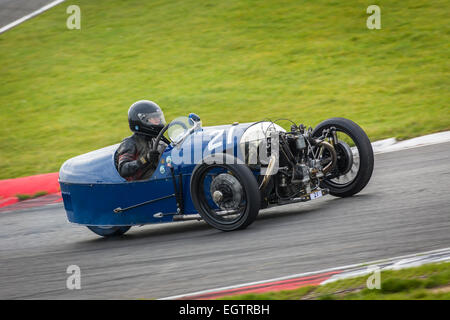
[87,226,131,237]
[312,117,374,197]
[190,154,261,231]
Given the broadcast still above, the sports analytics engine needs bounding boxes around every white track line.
[0,0,66,34]
[373,131,450,154]
[160,247,450,300]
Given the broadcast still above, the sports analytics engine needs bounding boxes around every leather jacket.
[115,133,167,181]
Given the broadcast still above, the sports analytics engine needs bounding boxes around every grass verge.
[15,191,48,201]
[220,261,450,300]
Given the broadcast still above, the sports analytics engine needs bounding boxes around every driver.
[115,100,167,181]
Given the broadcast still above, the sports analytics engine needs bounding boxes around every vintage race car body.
[60,115,374,235]
[59,122,256,226]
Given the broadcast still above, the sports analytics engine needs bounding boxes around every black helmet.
[128,100,166,137]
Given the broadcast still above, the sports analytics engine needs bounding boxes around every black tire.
[312,117,374,197]
[87,226,131,237]
[190,154,261,231]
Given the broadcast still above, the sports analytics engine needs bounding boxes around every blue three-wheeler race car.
[59,114,374,237]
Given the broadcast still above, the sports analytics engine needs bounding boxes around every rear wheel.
[312,117,374,197]
[87,226,131,237]
[190,154,261,231]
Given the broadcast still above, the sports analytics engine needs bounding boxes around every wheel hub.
[335,141,353,175]
[210,173,243,210]
[212,190,223,203]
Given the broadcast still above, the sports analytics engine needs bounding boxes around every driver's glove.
[146,150,160,166]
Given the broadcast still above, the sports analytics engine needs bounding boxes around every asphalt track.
[0,142,449,299]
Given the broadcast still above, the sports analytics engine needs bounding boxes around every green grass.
[1,0,449,179]
[220,262,450,300]
[15,191,48,201]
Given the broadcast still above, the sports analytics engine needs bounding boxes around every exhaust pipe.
[163,209,240,221]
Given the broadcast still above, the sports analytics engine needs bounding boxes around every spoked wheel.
[87,226,131,237]
[190,154,261,231]
[312,118,374,197]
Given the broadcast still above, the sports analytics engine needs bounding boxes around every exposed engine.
[258,124,348,205]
